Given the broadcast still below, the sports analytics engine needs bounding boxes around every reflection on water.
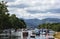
[0,35,54,39]
[0,36,21,39]
[0,36,40,39]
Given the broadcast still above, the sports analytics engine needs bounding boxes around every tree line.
[38,23,60,32]
[0,1,26,30]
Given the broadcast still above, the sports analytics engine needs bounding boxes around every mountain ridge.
[24,18,60,28]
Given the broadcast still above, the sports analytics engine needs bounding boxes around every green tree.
[38,23,60,32]
[0,1,10,29]
[0,1,26,29]
[9,14,26,29]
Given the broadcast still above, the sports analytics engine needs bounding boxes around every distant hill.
[24,19,42,28]
[24,18,60,28]
[42,18,60,23]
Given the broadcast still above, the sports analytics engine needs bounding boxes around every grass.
[54,32,60,39]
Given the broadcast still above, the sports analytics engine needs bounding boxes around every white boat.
[46,35,54,39]
[11,29,23,39]
[12,31,22,36]
[11,29,22,36]
[39,29,55,35]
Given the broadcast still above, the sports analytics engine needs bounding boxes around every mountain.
[42,18,60,23]
[24,18,60,28]
[24,19,42,28]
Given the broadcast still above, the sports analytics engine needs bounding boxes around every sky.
[4,0,60,20]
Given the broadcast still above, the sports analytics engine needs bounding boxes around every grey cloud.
[27,10,47,13]
[48,9,60,13]
[5,0,15,2]
[9,4,30,8]
[26,8,60,14]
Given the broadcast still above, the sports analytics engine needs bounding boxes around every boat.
[39,29,55,35]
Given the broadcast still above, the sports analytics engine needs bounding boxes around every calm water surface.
[0,35,43,39]
[0,35,54,39]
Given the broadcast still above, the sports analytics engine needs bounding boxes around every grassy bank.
[54,32,60,39]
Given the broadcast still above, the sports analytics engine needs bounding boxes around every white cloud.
[31,12,60,20]
[8,7,60,20]
[5,0,60,20]
[7,0,60,10]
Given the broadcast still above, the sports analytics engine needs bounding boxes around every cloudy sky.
[4,0,60,20]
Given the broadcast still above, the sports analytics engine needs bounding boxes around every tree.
[9,14,26,29]
[38,23,60,32]
[0,1,9,29]
[0,1,26,29]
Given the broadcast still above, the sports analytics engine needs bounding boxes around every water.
[0,36,21,39]
[0,35,44,39]
[0,35,54,39]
